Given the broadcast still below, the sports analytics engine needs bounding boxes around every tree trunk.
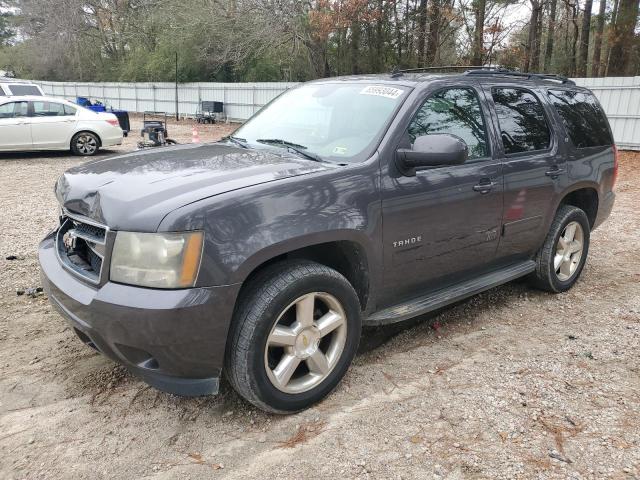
[532,3,543,71]
[351,21,361,75]
[523,0,541,72]
[472,0,486,65]
[577,0,593,76]
[417,0,428,65]
[607,0,640,75]
[569,1,579,76]
[591,0,606,76]
[425,0,441,65]
[544,0,557,72]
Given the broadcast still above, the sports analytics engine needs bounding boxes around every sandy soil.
[0,124,638,479]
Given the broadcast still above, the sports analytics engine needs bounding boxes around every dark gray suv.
[39,69,617,413]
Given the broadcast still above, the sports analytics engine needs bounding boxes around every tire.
[529,205,590,293]
[225,260,362,414]
[71,132,100,156]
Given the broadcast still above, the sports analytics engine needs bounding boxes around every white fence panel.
[573,76,640,150]
[33,80,299,122]
[25,77,640,149]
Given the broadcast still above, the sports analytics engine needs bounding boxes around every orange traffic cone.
[192,126,200,143]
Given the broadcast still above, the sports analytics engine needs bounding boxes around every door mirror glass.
[396,134,468,175]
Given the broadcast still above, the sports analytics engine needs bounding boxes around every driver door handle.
[473,179,495,194]
[545,166,565,178]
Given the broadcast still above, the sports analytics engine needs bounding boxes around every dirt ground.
[0,119,638,479]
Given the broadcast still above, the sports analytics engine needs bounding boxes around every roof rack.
[464,68,575,85]
[390,65,486,77]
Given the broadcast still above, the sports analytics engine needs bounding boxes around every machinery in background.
[138,111,177,149]
[76,97,130,136]
[195,101,224,124]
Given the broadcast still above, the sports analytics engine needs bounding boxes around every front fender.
[157,161,383,288]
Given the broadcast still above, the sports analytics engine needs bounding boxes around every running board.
[365,260,536,326]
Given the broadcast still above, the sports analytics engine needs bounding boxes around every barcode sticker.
[360,86,403,99]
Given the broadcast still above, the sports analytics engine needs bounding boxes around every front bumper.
[39,232,241,396]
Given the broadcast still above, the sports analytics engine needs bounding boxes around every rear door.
[29,100,78,149]
[380,83,504,305]
[0,101,31,150]
[480,83,566,261]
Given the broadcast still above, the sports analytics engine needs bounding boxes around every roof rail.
[464,68,575,85]
[390,65,487,78]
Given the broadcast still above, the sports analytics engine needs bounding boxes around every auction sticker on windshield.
[360,86,403,99]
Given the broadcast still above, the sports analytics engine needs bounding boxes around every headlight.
[110,231,204,289]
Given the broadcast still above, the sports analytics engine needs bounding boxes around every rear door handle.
[473,179,496,194]
[545,166,565,178]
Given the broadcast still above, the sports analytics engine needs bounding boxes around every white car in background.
[0,96,123,156]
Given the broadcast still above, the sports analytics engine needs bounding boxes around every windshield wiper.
[256,138,324,163]
[223,135,249,149]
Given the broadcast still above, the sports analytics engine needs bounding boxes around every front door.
[29,100,78,149]
[380,85,504,306]
[0,101,31,150]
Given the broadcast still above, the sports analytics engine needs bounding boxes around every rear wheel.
[530,205,590,292]
[71,132,100,156]
[225,261,361,413]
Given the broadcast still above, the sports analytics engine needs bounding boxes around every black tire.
[70,132,100,156]
[529,205,590,293]
[225,260,361,414]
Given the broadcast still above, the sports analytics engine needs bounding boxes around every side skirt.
[364,260,536,326]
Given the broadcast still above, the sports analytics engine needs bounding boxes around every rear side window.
[408,87,489,159]
[547,89,612,147]
[32,101,67,117]
[0,101,28,118]
[64,104,77,116]
[492,88,551,154]
[8,84,42,96]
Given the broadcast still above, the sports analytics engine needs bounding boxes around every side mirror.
[396,134,469,176]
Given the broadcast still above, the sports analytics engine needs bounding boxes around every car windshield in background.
[233,83,409,163]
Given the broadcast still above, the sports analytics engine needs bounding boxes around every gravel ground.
[0,123,638,480]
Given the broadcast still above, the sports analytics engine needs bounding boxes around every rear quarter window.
[547,89,613,148]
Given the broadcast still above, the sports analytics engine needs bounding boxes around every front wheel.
[225,261,361,413]
[530,205,590,292]
[71,132,100,156]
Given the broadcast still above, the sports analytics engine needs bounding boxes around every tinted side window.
[0,101,28,118]
[8,85,42,96]
[492,88,551,154]
[408,88,488,159]
[64,104,77,116]
[548,89,612,147]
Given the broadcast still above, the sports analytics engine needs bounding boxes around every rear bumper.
[39,232,240,396]
[594,190,615,230]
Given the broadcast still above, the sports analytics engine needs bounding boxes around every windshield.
[233,83,409,163]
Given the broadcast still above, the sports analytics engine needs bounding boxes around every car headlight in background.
[110,231,204,289]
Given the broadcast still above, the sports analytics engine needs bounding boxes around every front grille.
[56,213,108,285]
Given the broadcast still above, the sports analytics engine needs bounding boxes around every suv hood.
[56,143,332,231]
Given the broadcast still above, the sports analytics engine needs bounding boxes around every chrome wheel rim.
[264,292,347,394]
[554,221,584,281]
[76,135,97,154]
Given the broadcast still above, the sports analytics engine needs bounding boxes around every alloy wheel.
[554,220,584,281]
[76,135,97,155]
[264,292,347,394]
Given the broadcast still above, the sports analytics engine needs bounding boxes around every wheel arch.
[558,184,599,228]
[234,234,372,313]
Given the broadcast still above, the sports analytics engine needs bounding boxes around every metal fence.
[573,77,640,150]
[30,76,640,149]
[32,80,299,122]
